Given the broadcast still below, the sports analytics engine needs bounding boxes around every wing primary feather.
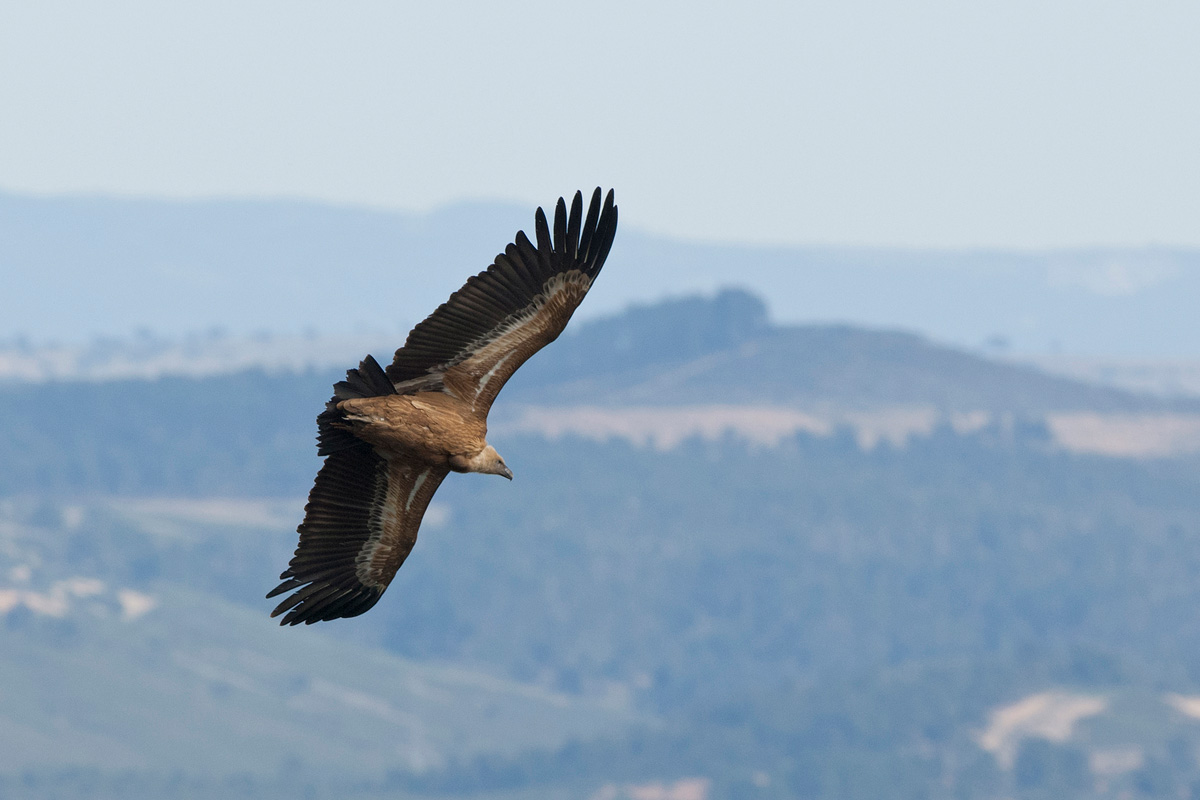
[333,591,382,619]
[266,577,303,598]
[578,187,603,262]
[591,196,618,274]
[315,590,376,622]
[270,582,325,617]
[553,197,568,269]
[281,585,357,625]
[501,246,533,287]
[496,252,537,296]
[280,564,355,587]
[534,207,554,273]
[488,262,523,298]
[297,586,356,623]
[512,232,541,276]
[566,190,583,262]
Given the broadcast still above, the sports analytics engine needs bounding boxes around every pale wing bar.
[386,188,617,393]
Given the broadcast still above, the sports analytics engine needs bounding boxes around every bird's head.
[471,445,513,480]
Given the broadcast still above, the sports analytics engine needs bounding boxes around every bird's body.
[337,392,489,469]
[268,188,617,625]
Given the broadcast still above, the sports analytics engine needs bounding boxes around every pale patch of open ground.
[589,778,710,800]
[501,405,968,450]
[1090,747,1145,777]
[0,332,395,383]
[1046,413,1200,457]
[111,497,301,529]
[110,496,449,535]
[1164,693,1200,720]
[977,691,1108,768]
[507,405,835,449]
[501,405,1200,458]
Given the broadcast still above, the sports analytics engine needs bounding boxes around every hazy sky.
[2,1,1198,248]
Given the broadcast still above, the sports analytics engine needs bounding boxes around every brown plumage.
[267,188,618,625]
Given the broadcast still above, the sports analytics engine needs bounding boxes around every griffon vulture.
[268,188,618,625]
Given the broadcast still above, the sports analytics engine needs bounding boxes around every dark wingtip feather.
[552,197,568,267]
[578,187,603,260]
[593,201,617,273]
[265,576,302,599]
[272,583,382,625]
[565,191,583,262]
[533,207,554,272]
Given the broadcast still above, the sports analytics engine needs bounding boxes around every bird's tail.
[316,354,397,456]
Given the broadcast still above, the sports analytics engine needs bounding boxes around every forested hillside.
[3,293,1200,799]
[2,290,1194,496]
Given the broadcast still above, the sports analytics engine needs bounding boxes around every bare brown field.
[499,405,1200,458]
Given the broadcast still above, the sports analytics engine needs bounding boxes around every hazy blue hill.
[6,292,1200,798]
[3,290,1196,500]
[0,191,531,342]
[4,190,1200,356]
[508,290,1189,414]
[620,234,1200,358]
[1,291,1192,497]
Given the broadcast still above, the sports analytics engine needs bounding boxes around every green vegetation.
[5,426,1200,798]
[4,295,1200,798]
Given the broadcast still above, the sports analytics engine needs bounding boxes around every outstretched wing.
[386,187,617,413]
[267,444,449,625]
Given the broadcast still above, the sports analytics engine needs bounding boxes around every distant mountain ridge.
[4,190,1199,357]
[1,290,1196,497]
[504,290,1192,415]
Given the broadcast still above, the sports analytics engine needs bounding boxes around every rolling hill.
[3,290,1198,498]
[4,292,1200,798]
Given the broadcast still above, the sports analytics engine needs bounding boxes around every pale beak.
[500,465,514,480]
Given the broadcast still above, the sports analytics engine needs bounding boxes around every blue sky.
[2,1,1198,249]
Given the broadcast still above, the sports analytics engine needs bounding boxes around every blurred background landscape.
[4,212,1200,799]
[3,2,1200,798]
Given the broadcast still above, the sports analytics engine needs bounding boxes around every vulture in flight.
[268,188,618,625]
